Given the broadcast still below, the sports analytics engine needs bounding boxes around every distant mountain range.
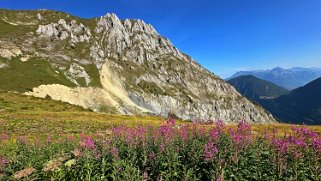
[229,67,321,89]
[229,75,321,124]
[227,75,288,104]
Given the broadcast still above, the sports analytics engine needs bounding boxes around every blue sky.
[1,0,320,78]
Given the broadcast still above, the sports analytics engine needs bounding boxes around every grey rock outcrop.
[36,19,91,43]
[64,63,91,86]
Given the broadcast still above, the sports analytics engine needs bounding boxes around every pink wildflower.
[166,118,176,126]
[0,156,8,166]
[272,138,290,154]
[180,125,188,141]
[46,135,52,144]
[80,133,96,150]
[216,175,223,181]
[204,142,218,161]
[111,147,119,159]
[228,120,251,148]
[159,143,165,152]
[17,136,27,145]
[0,133,9,141]
[149,151,156,161]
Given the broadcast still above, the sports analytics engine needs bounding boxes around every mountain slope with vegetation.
[263,77,321,124]
[0,9,274,123]
[0,91,85,112]
[228,75,288,104]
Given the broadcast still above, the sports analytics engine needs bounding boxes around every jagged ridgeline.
[0,9,274,123]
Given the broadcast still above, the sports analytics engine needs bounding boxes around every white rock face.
[0,41,22,58]
[37,13,43,20]
[25,84,112,110]
[25,63,151,114]
[20,55,31,62]
[64,63,91,86]
[36,19,91,43]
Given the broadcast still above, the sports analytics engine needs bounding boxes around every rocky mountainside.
[229,67,321,90]
[228,75,288,104]
[263,77,321,125]
[0,9,274,123]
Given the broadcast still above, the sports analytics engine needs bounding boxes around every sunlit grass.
[1,109,321,140]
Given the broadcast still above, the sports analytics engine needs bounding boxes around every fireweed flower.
[110,147,119,159]
[135,126,147,145]
[17,136,28,145]
[124,128,134,145]
[199,127,207,136]
[291,126,318,140]
[312,137,321,153]
[111,126,127,139]
[292,138,307,148]
[263,131,273,141]
[209,120,225,141]
[46,135,52,144]
[179,125,188,141]
[143,171,149,180]
[293,150,303,159]
[237,120,251,134]
[149,151,156,161]
[215,119,225,130]
[204,142,218,161]
[159,143,165,152]
[272,138,290,154]
[80,133,96,150]
[166,118,176,126]
[0,133,9,141]
[0,156,8,174]
[34,138,40,147]
[216,175,223,181]
[159,125,174,143]
[0,156,8,166]
[228,128,242,146]
[228,120,252,148]
[210,128,220,141]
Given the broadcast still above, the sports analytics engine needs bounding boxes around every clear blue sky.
[1,0,321,78]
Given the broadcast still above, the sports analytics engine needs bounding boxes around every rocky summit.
[0,9,274,123]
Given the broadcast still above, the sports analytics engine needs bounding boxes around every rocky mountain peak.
[96,13,123,32]
[97,13,158,35]
[93,12,185,67]
[0,9,275,123]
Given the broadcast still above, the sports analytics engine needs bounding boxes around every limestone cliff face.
[0,10,275,123]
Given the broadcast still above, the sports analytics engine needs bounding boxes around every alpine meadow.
[0,1,321,180]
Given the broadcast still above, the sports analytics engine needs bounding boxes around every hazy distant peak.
[229,67,321,89]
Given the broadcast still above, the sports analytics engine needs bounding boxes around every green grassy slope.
[0,57,76,92]
[0,91,86,112]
